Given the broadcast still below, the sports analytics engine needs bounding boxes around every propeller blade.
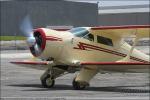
[20,15,33,37]
[20,15,42,56]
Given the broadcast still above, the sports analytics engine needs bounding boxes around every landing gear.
[40,65,55,88]
[41,74,55,88]
[72,78,88,90]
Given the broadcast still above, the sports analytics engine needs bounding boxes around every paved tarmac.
[1,50,150,100]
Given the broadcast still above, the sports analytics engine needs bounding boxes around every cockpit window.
[97,36,113,46]
[69,27,89,37]
[83,33,94,41]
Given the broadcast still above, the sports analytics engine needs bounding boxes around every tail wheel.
[41,74,55,88]
[72,78,87,90]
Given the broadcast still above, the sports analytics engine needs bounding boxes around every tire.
[41,74,55,88]
[72,78,86,90]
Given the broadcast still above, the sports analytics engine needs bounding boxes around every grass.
[0,36,26,41]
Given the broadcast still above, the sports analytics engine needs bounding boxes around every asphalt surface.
[1,50,150,100]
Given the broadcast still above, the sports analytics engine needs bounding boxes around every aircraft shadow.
[7,84,150,93]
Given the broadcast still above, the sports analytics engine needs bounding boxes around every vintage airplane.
[11,16,150,90]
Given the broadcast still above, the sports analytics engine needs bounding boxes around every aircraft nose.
[29,28,46,57]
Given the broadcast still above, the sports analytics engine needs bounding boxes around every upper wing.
[90,25,150,39]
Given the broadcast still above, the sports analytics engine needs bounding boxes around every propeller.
[20,15,33,37]
[20,15,41,55]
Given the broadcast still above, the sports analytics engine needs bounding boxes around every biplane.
[11,16,150,90]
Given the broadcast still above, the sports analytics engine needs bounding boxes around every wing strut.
[118,30,139,62]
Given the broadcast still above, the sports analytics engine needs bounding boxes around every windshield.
[69,27,89,37]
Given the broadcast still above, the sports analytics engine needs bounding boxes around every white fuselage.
[37,28,149,72]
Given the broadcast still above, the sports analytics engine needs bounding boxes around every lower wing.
[10,60,150,73]
[80,62,150,73]
[10,60,51,70]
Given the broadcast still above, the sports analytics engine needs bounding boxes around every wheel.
[41,74,55,88]
[72,78,86,90]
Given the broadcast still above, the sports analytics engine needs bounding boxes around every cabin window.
[97,36,113,46]
[83,33,94,41]
[69,27,89,37]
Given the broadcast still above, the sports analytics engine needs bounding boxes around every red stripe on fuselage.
[46,36,62,41]
[74,42,149,63]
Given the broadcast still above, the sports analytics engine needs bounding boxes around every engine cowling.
[29,28,63,60]
[30,28,46,57]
